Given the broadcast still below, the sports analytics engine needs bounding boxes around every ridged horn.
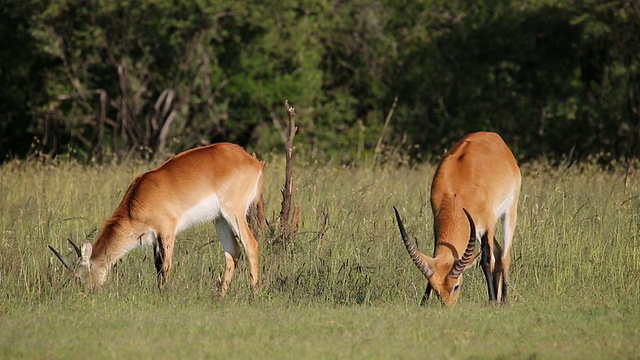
[449,208,477,278]
[393,206,433,278]
[48,245,74,271]
[68,238,82,258]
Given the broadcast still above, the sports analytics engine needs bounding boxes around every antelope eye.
[453,283,460,292]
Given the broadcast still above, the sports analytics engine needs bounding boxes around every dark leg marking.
[502,277,508,303]
[481,233,496,302]
[153,240,166,288]
[420,283,433,306]
[492,238,503,302]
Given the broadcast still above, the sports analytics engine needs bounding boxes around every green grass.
[1,298,636,359]
[1,155,639,358]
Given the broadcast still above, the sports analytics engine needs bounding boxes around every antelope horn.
[48,245,74,271]
[449,208,477,278]
[68,238,82,258]
[393,207,433,278]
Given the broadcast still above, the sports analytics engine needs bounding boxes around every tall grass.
[1,155,638,308]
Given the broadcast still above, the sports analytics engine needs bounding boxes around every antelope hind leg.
[481,233,497,302]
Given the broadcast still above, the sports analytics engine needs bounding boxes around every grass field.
[1,154,639,359]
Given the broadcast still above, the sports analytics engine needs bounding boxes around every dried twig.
[280,100,298,241]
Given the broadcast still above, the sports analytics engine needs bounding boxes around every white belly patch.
[175,194,221,233]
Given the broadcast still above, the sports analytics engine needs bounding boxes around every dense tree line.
[1,0,639,164]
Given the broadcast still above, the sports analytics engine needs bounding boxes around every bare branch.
[280,100,298,240]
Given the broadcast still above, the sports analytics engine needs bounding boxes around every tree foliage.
[1,0,639,163]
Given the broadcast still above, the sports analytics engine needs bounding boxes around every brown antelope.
[49,143,265,296]
[394,132,521,306]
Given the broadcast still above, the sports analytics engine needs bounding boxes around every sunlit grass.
[1,155,639,358]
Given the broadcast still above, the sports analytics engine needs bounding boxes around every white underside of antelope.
[176,194,223,233]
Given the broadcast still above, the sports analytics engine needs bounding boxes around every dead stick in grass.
[280,100,298,239]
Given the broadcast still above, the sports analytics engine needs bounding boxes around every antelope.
[394,132,521,306]
[49,143,265,296]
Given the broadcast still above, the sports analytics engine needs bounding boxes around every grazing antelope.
[394,132,521,306]
[49,143,265,296]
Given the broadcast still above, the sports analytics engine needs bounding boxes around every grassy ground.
[2,297,636,359]
[1,154,639,359]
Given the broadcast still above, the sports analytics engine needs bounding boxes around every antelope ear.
[80,243,92,265]
[418,253,436,278]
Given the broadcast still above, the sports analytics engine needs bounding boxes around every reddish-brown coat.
[402,132,521,305]
[53,143,264,295]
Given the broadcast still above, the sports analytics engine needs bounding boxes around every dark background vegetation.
[1,0,639,164]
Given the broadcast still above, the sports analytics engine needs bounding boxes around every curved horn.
[48,245,74,271]
[393,207,433,278]
[449,208,477,278]
[68,239,82,258]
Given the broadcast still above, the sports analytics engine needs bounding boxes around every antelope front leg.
[154,244,166,289]
[154,233,175,290]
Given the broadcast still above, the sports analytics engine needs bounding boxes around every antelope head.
[394,207,480,306]
[49,239,102,288]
